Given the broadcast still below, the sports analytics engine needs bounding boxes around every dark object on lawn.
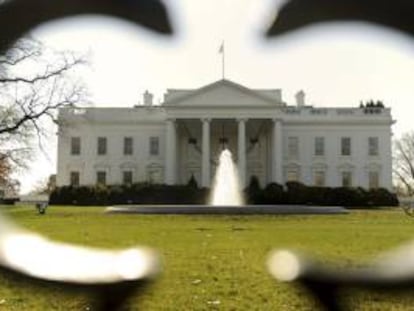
[266,0,414,38]
[268,242,414,311]
[0,215,160,310]
[0,0,173,53]
[35,203,48,215]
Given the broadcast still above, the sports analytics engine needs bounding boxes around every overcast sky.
[18,0,414,193]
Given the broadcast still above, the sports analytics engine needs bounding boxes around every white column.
[165,119,177,185]
[237,118,247,187]
[272,118,284,184]
[201,118,211,187]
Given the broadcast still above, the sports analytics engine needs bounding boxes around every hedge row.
[50,180,398,207]
[50,183,208,206]
[246,180,399,207]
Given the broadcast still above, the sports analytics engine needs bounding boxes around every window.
[286,170,299,182]
[70,137,81,155]
[341,137,351,156]
[123,171,133,185]
[368,137,379,156]
[314,171,325,187]
[341,171,352,187]
[96,171,106,185]
[124,137,133,155]
[315,137,325,156]
[369,171,380,189]
[150,136,159,156]
[70,171,80,186]
[147,164,163,183]
[287,137,298,158]
[97,137,107,155]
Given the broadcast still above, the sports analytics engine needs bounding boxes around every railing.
[283,107,391,117]
[284,107,301,114]
[336,109,355,115]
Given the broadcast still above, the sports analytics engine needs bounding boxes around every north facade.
[56,79,393,190]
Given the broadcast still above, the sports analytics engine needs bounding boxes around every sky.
[17,0,414,194]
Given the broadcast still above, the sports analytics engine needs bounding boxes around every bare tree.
[0,156,20,197]
[0,37,87,186]
[393,131,414,196]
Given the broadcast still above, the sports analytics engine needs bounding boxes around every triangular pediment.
[164,80,282,108]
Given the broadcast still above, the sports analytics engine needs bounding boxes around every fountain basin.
[106,205,349,215]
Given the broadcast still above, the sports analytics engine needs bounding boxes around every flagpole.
[219,41,225,80]
[222,42,225,79]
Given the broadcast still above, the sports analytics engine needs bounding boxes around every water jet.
[210,149,244,206]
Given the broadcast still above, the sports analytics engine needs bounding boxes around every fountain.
[210,149,244,206]
[107,149,347,215]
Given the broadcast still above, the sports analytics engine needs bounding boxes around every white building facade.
[56,80,393,190]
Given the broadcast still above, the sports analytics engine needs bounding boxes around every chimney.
[295,90,305,107]
[143,90,153,106]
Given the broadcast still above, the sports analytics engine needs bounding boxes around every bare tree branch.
[0,57,85,84]
[0,36,88,189]
[393,132,414,196]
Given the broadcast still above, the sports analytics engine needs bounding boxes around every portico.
[164,116,284,188]
[163,80,286,188]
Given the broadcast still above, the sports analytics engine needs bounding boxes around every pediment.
[164,80,282,108]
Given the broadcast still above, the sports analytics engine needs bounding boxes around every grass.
[1,206,414,310]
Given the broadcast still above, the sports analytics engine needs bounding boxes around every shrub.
[74,186,94,205]
[261,183,285,204]
[245,176,262,204]
[187,174,198,189]
[307,187,332,206]
[329,187,367,207]
[367,188,399,207]
[285,182,308,204]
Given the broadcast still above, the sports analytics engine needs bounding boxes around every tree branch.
[0,57,85,84]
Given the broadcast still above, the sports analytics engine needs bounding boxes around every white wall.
[57,108,166,186]
[282,123,392,190]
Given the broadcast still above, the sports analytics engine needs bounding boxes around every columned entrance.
[164,118,177,185]
[201,118,247,188]
[272,118,283,184]
[168,118,282,188]
[201,118,211,187]
[237,118,247,187]
[162,79,286,188]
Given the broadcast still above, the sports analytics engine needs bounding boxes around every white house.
[56,79,393,190]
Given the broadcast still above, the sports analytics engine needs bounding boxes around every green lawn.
[1,206,414,310]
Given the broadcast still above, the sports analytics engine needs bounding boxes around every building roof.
[164,79,284,107]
